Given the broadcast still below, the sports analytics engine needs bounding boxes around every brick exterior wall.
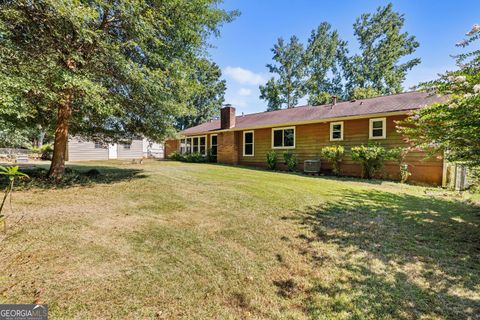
[217,131,238,165]
[164,140,179,158]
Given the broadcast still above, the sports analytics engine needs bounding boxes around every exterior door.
[108,143,118,159]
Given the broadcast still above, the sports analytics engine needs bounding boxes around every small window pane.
[332,124,341,132]
[372,121,383,129]
[244,132,253,144]
[200,137,205,145]
[211,136,217,146]
[211,146,217,156]
[244,144,253,155]
[372,129,383,137]
[273,130,283,147]
[332,131,341,139]
[284,129,294,147]
[200,146,206,154]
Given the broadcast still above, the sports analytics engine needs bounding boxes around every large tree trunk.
[48,91,73,180]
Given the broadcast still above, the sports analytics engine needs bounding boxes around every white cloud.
[237,88,252,96]
[223,66,266,85]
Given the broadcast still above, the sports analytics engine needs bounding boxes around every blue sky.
[208,0,480,114]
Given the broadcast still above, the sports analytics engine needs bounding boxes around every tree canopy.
[259,3,420,110]
[400,24,480,167]
[304,22,347,105]
[344,3,420,97]
[0,0,237,178]
[259,36,305,110]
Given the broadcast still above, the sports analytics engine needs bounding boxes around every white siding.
[68,138,109,161]
[117,140,143,159]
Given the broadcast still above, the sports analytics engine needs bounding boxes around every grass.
[0,160,479,319]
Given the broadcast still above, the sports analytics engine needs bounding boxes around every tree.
[259,78,283,111]
[349,87,382,100]
[304,22,347,105]
[175,59,226,130]
[344,3,420,97]
[259,36,305,109]
[0,0,237,179]
[400,24,480,167]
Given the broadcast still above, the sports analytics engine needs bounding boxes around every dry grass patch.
[0,160,478,319]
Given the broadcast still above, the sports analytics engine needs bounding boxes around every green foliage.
[0,0,237,176]
[351,144,388,179]
[400,24,480,169]
[343,3,420,96]
[260,36,305,110]
[387,147,411,183]
[169,151,207,163]
[283,151,298,172]
[321,145,345,176]
[0,166,29,229]
[266,151,278,170]
[304,22,347,105]
[175,59,226,130]
[349,87,382,100]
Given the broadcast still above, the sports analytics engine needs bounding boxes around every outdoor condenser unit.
[304,160,321,173]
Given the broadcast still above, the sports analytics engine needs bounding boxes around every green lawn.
[1,160,479,319]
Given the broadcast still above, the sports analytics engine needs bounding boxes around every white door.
[108,143,118,159]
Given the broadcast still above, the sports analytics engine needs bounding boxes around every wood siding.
[166,115,444,185]
[68,138,109,161]
[236,115,443,185]
[117,140,143,159]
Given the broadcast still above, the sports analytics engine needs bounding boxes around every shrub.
[266,151,278,170]
[169,151,184,161]
[320,145,345,175]
[283,151,298,171]
[183,152,206,163]
[351,144,388,179]
[387,147,411,183]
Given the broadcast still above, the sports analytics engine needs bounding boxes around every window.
[330,121,344,141]
[94,142,104,149]
[199,136,206,155]
[179,136,207,155]
[243,131,254,156]
[123,143,131,150]
[272,127,295,149]
[210,135,218,157]
[369,118,386,139]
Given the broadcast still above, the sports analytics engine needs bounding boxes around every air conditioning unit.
[304,160,321,173]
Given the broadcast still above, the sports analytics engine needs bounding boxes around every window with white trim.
[94,142,104,149]
[210,135,217,158]
[179,136,207,155]
[330,121,344,141]
[272,127,295,149]
[243,131,254,156]
[369,118,386,139]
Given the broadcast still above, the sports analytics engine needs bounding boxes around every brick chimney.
[221,104,236,129]
[332,96,337,105]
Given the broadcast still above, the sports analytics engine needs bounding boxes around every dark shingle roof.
[181,91,447,135]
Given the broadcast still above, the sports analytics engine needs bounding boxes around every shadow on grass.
[0,164,147,190]
[293,189,480,318]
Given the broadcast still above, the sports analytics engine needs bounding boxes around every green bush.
[351,144,388,179]
[387,147,411,183]
[283,151,298,171]
[320,145,345,175]
[183,152,206,163]
[266,151,278,170]
[169,151,184,161]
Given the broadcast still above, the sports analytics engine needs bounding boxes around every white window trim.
[181,135,207,155]
[369,118,386,139]
[210,134,217,149]
[271,126,296,149]
[243,131,254,157]
[330,121,344,141]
